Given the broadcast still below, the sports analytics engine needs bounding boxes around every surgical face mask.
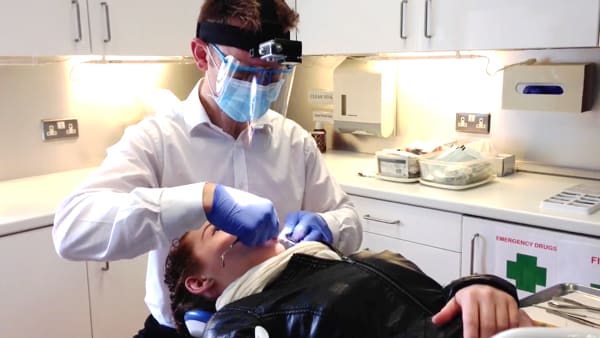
[214,78,284,123]
[207,44,292,122]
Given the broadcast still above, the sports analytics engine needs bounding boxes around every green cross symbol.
[506,253,547,293]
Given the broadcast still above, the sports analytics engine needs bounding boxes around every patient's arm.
[432,284,533,338]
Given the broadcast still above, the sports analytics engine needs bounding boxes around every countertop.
[323,151,600,238]
[1,151,599,238]
[0,167,96,237]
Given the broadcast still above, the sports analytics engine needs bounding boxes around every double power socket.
[41,118,79,141]
[455,113,490,134]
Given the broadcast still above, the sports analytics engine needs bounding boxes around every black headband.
[196,22,290,57]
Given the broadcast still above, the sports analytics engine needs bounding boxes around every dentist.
[52,0,362,337]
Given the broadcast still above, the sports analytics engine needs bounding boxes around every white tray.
[375,174,420,183]
[418,176,495,190]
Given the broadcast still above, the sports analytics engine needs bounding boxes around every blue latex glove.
[206,184,279,246]
[282,211,333,245]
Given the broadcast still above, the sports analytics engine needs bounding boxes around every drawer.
[351,195,462,252]
[362,232,461,286]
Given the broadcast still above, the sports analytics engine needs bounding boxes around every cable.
[485,57,537,76]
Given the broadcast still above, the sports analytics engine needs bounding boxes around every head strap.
[196,22,290,57]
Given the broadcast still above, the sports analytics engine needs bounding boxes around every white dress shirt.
[52,80,362,328]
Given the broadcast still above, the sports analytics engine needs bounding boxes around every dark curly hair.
[164,233,217,336]
[198,0,298,33]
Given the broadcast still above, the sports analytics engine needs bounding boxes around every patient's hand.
[431,285,533,338]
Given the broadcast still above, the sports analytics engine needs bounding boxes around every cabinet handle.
[424,0,433,38]
[72,0,83,42]
[469,233,480,274]
[400,0,408,39]
[363,214,401,225]
[101,2,112,43]
[101,261,110,271]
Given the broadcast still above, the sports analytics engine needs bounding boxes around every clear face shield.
[207,44,296,123]
[196,22,302,125]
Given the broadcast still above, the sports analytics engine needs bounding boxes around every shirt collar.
[182,78,275,136]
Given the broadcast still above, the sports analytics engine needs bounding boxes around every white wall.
[0,61,200,181]
[287,49,600,174]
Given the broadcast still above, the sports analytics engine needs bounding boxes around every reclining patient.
[165,222,533,338]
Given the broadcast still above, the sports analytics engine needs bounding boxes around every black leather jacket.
[203,250,518,338]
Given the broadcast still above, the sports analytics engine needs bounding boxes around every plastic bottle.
[311,121,327,153]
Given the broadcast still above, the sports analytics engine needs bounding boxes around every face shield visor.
[197,22,302,123]
[208,44,296,123]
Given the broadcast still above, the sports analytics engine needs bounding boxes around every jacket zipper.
[343,256,436,316]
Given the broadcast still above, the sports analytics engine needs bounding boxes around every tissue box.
[502,63,594,113]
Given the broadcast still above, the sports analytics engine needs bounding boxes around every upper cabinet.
[296,0,410,55]
[87,0,201,56]
[297,0,600,55]
[0,0,203,57]
[0,0,92,56]
[429,0,600,51]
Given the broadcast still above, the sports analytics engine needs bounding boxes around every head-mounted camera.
[257,38,302,64]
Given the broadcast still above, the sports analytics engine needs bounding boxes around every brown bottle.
[311,121,327,153]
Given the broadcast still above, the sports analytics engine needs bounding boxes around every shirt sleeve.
[302,138,363,255]
[52,118,207,261]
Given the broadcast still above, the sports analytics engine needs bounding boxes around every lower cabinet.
[0,226,149,338]
[0,226,92,338]
[351,194,462,286]
[88,255,149,338]
[461,216,600,299]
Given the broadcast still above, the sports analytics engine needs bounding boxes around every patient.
[165,222,533,338]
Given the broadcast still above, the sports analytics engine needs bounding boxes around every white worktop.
[1,151,599,238]
[0,167,96,236]
[323,151,600,238]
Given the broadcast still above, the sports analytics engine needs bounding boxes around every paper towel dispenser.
[502,63,594,113]
[333,58,396,137]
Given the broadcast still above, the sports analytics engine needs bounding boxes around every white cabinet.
[351,194,462,285]
[0,227,92,338]
[296,0,600,55]
[296,0,411,55]
[0,0,92,56]
[435,0,600,51]
[87,255,149,338]
[86,0,201,56]
[0,0,202,57]
[462,216,600,299]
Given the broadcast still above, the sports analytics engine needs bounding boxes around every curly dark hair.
[198,0,298,33]
[164,233,217,336]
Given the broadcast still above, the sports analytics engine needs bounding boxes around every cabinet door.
[362,231,460,285]
[87,0,202,56]
[296,0,414,55]
[351,195,462,285]
[87,255,149,338]
[0,0,91,56]
[462,216,600,299]
[0,227,92,338]
[430,0,600,51]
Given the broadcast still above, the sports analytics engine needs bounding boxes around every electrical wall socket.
[41,118,79,141]
[455,113,490,134]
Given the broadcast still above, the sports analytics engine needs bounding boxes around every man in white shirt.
[52,0,361,337]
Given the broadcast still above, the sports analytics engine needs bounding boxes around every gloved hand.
[206,184,279,246]
[282,211,333,245]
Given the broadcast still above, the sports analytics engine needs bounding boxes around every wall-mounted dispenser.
[333,58,396,137]
[502,63,594,113]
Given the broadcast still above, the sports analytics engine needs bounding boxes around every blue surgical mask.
[215,77,284,122]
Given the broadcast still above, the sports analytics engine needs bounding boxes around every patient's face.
[183,222,285,297]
